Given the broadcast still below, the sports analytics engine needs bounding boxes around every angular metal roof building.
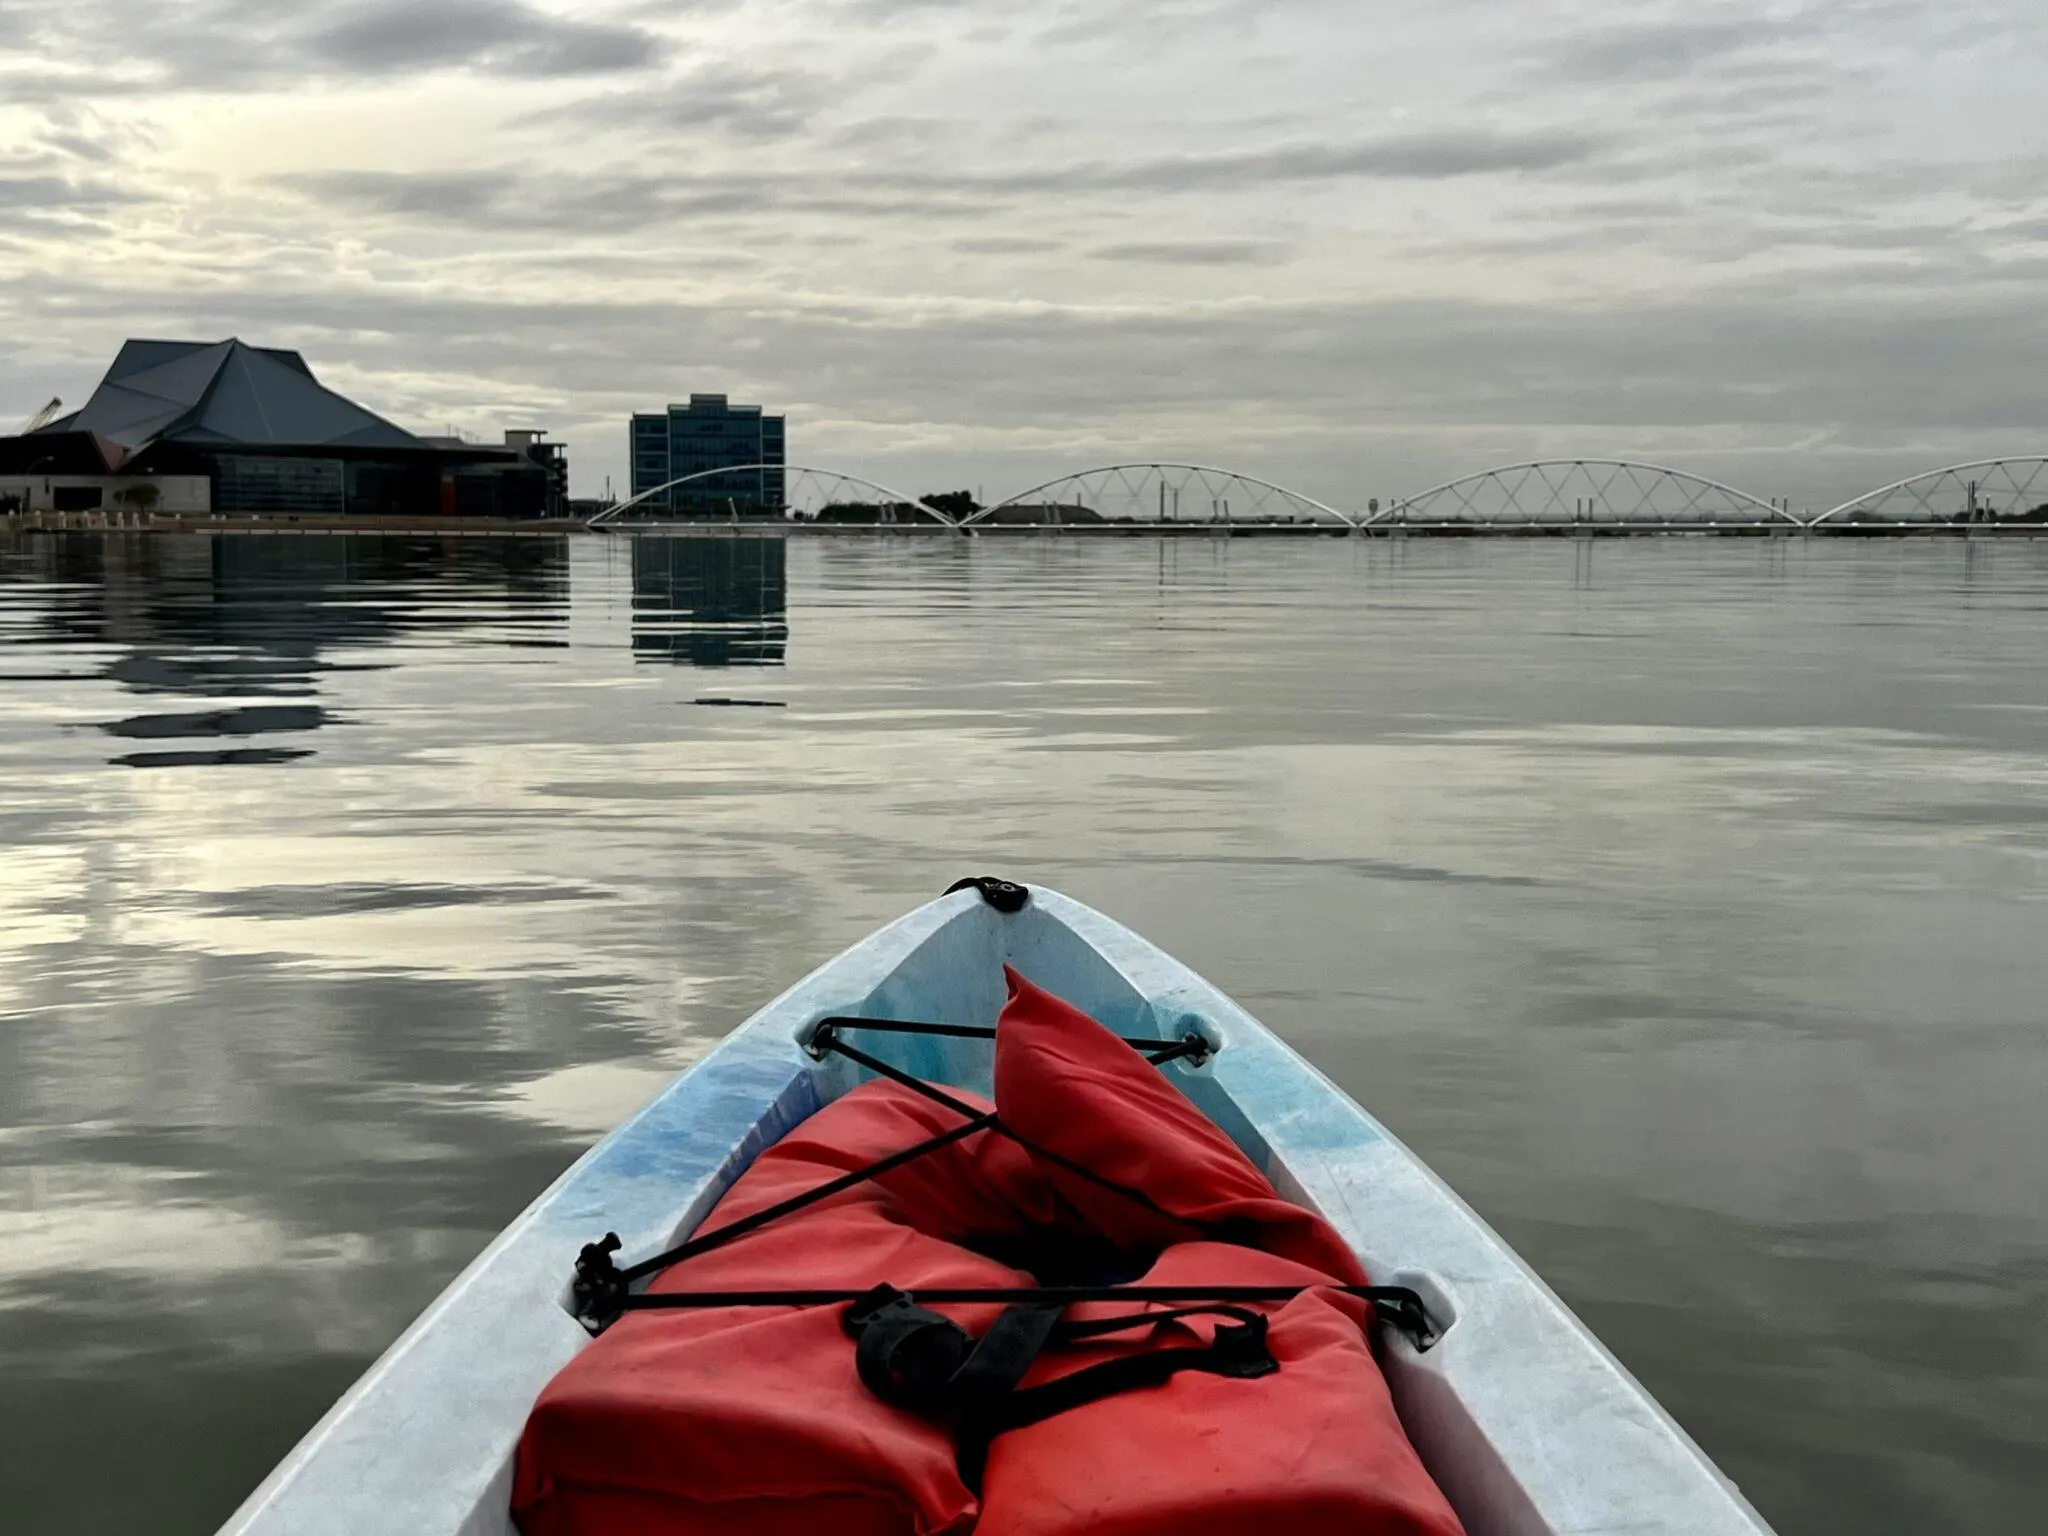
[3,338,565,519]
[39,338,424,452]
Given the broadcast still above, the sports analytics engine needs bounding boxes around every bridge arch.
[965,464,1359,528]
[1814,457,2048,525]
[588,465,958,528]
[1374,459,1798,527]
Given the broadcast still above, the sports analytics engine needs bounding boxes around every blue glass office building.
[630,395,787,516]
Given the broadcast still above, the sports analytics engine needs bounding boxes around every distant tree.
[816,500,941,523]
[112,482,161,514]
[920,490,981,519]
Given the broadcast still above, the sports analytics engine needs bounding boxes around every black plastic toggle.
[1369,1289,1441,1352]
[945,876,1030,913]
[571,1232,627,1335]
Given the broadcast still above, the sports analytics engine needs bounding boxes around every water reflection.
[12,533,569,658]
[1,533,570,766]
[104,705,331,739]
[630,536,787,666]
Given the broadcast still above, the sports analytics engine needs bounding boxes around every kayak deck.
[219,885,1774,1536]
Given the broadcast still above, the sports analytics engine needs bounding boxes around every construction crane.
[18,397,63,433]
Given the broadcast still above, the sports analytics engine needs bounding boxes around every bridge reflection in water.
[630,537,787,667]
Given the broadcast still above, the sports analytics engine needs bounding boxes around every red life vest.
[512,969,1465,1536]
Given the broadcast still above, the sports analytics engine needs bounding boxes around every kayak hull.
[219,885,1774,1536]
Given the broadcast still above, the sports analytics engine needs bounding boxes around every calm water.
[2,531,2045,1533]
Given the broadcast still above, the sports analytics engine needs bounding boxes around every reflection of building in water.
[631,537,787,666]
[4,534,570,768]
[12,532,569,665]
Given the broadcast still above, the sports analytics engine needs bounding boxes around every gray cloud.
[831,116,963,150]
[528,123,1617,203]
[1090,239,1287,265]
[1541,1,1967,88]
[283,170,525,221]
[24,107,162,167]
[531,66,834,140]
[951,236,1063,254]
[1556,17,1799,83]
[310,0,662,78]
[0,175,142,211]
[1029,0,1277,50]
[274,121,1614,238]
[0,0,664,90]
[973,129,1613,193]
[274,167,981,230]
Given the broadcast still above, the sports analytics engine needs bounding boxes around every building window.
[214,455,346,515]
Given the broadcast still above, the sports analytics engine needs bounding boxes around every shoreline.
[7,512,2045,538]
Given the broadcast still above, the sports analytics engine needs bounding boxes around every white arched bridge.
[590,466,957,528]
[1371,460,1801,528]
[589,456,2048,532]
[1810,458,2048,526]
[963,464,1359,529]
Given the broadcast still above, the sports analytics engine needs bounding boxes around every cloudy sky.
[2,0,2043,508]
